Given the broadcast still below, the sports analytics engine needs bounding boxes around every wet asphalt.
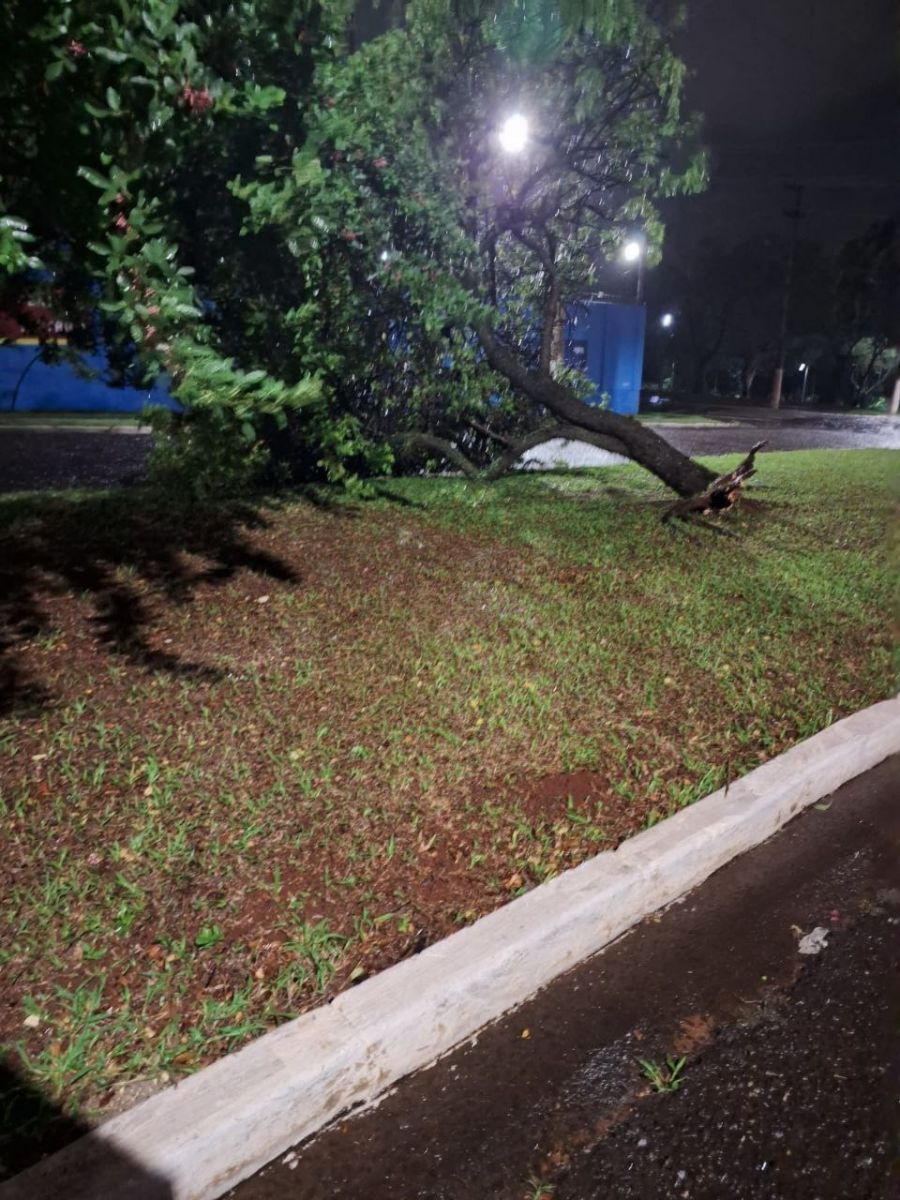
[227,755,900,1200]
[0,430,149,493]
[662,410,900,457]
[0,411,897,492]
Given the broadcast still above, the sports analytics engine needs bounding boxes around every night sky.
[667,0,899,249]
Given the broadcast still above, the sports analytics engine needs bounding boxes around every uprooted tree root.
[662,441,768,530]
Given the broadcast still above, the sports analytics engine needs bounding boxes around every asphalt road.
[227,754,900,1200]
[526,411,900,470]
[0,412,897,493]
[0,429,149,493]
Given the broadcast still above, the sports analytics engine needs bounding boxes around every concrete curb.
[4,697,899,1200]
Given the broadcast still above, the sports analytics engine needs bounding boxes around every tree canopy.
[2,0,718,495]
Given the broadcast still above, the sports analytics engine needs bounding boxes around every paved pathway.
[227,755,900,1200]
[525,410,900,470]
[0,429,149,493]
[0,411,896,493]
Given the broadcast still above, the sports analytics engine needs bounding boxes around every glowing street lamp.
[660,312,674,328]
[621,236,645,304]
[498,113,529,154]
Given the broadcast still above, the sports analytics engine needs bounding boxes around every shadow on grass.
[370,482,429,510]
[0,489,298,717]
[0,1061,173,1194]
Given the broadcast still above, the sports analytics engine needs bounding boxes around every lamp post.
[660,312,676,391]
[799,361,810,405]
[621,238,645,305]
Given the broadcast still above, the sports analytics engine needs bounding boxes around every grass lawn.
[0,412,144,429]
[0,449,894,1165]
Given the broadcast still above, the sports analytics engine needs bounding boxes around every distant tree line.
[645,216,900,409]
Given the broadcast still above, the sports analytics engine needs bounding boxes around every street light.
[621,237,645,304]
[498,113,529,154]
[799,360,810,404]
[660,312,674,328]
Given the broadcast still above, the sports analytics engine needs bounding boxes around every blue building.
[0,341,174,414]
[1,300,646,417]
[565,301,645,415]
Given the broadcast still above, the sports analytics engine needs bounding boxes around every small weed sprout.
[525,1175,555,1199]
[638,1054,687,1093]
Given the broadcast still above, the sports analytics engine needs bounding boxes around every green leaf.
[246,84,286,112]
[45,59,64,82]
[77,166,113,190]
[93,46,129,64]
[194,925,223,949]
[106,86,121,112]
[240,421,256,443]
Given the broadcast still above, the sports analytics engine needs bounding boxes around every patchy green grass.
[636,413,729,425]
[0,412,144,428]
[0,449,894,1164]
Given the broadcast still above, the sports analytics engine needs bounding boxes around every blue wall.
[565,301,645,415]
[2,304,646,416]
[0,344,175,413]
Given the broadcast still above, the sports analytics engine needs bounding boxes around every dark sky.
[666,0,899,249]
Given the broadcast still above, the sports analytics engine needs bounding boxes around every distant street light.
[799,360,810,404]
[498,113,529,154]
[660,312,674,328]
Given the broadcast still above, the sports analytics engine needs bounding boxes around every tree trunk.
[889,375,900,415]
[478,326,716,497]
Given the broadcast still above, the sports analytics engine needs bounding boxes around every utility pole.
[770,183,805,409]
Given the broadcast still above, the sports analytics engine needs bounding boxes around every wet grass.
[0,449,894,1159]
[0,412,144,428]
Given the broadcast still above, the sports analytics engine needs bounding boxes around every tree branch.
[390,432,482,479]
[476,323,717,496]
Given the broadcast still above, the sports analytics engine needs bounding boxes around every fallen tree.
[4,0,722,498]
[241,0,719,496]
[663,441,767,524]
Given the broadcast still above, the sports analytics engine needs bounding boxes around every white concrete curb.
[4,696,899,1200]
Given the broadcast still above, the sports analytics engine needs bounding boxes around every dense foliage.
[2,0,715,494]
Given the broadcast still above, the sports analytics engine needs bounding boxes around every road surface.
[227,754,900,1200]
[0,411,897,492]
